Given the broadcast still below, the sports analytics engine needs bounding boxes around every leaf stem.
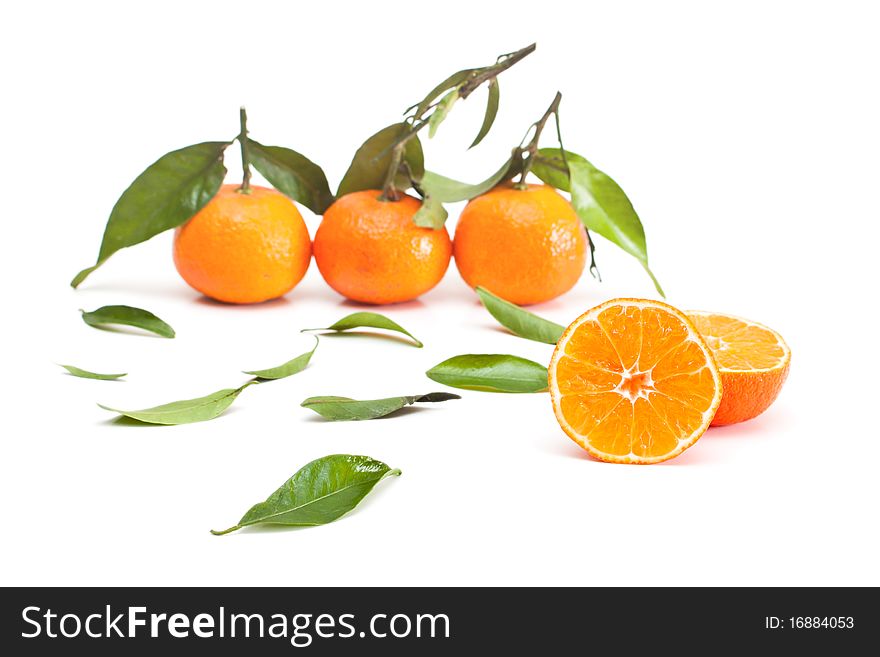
[237,107,251,194]
[210,525,242,536]
[237,379,261,394]
[517,91,562,187]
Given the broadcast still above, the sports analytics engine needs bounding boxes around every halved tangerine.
[687,311,790,426]
[548,298,723,464]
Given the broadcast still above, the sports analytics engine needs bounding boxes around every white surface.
[2,0,878,586]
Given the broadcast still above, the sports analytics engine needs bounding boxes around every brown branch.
[459,43,536,99]
[518,91,562,185]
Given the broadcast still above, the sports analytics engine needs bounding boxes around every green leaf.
[301,392,460,421]
[99,381,257,425]
[426,354,548,393]
[80,305,176,338]
[244,337,318,381]
[428,89,459,138]
[532,148,664,295]
[469,78,499,148]
[211,454,400,534]
[303,312,422,347]
[71,141,228,287]
[246,139,334,214]
[410,68,475,117]
[59,365,126,381]
[337,124,424,197]
[419,156,520,204]
[412,194,449,229]
[529,149,570,191]
[475,287,564,345]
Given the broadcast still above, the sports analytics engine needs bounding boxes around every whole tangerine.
[313,190,452,304]
[453,183,587,305]
[172,184,312,304]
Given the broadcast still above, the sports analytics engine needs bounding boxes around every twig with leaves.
[335,43,536,211]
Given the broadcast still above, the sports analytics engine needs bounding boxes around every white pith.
[613,366,655,402]
[549,299,723,464]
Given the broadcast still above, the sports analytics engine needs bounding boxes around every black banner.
[1,587,874,653]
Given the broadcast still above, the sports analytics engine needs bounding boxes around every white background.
[2,0,878,586]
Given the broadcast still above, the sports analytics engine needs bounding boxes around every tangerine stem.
[379,142,404,202]
[517,91,562,187]
[237,106,252,194]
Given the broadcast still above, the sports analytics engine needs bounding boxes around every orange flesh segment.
[551,299,722,464]
[687,313,787,371]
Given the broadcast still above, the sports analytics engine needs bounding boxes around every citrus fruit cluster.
[73,44,660,307]
[173,182,586,306]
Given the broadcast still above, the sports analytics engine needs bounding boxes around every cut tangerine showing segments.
[548,298,723,464]
[686,311,790,426]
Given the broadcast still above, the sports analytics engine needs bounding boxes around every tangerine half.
[549,298,723,464]
[687,311,790,426]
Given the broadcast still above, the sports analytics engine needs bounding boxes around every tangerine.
[453,183,587,305]
[173,184,312,304]
[313,190,452,304]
